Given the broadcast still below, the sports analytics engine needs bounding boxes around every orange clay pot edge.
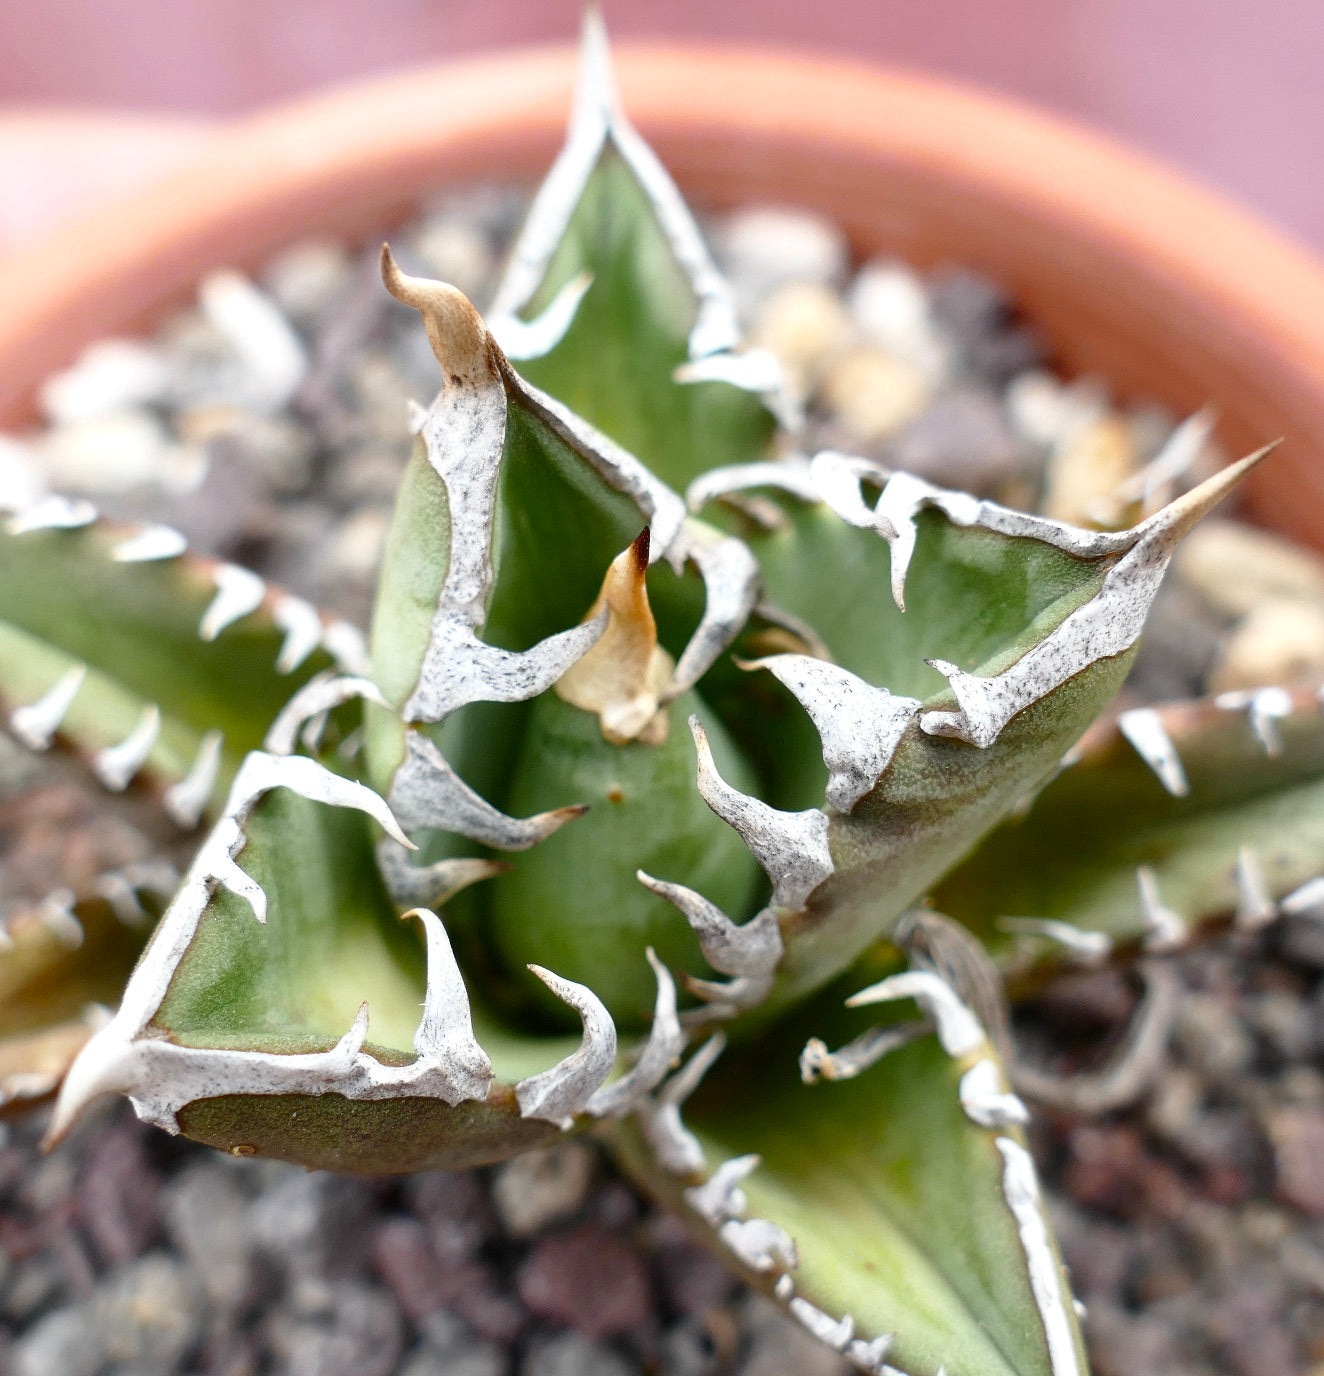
[0,41,1320,542]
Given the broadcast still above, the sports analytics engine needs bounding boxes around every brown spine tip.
[379,242,496,386]
[630,527,651,576]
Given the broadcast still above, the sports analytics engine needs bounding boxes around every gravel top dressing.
[2,190,1323,1375]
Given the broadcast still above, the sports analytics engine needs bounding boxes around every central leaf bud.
[489,532,763,1027]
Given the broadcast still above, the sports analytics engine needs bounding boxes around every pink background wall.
[0,0,1321,251]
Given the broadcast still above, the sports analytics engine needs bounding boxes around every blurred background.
[0,0,1322,255]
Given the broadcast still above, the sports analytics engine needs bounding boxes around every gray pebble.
[0,1252,66,1321]
[522,1331,640,1376]
[1174,993,1256,1082]
[262,241,355,331]
[712,207,848,319]
[265,1280,405,1376]
[884,386,1027,495]
[249,1170,375,1279]
[492,1142,597,1239]
[657,1318,721,1376]
[161,1163,260,1312]
[402,1337,507,1376]
[93,1251,205,1373]
[11,1305,104,1376]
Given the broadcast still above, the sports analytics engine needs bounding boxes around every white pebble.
[39,339,170,426]
[847,260,951,384]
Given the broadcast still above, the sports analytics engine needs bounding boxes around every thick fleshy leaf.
[486,13,779,492]
[45,750,660,1169]
[361,257,764,1023]
[682,455,1262,1014]
[0,507,354,824]
[617,983,1088,1376]
[934,681,1324,959]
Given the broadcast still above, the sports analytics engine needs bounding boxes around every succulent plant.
[5,18,1323,1376]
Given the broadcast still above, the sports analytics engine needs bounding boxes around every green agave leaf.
[47,747,694,1166]
[44,749,615,1169]
[617,973,1088,1376]
[933,681,1324,959]
[362,255,766,1024]
[677,453,1264,1017]
[0,503,356,826]
[486,13,780,493]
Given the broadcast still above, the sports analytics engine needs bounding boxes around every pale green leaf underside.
[935,684,1324,952]
[622,1021,1086,1376]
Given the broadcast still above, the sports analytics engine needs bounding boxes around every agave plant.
[5,19,1323,1376]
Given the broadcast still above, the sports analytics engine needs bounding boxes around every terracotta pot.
[1,42,1322,546]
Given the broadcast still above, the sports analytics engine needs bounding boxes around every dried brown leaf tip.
[379,243,499,385]
[556,529,674,744]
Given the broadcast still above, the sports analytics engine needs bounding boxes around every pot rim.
[1,39,1321,540]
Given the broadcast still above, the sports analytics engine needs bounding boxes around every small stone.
[712,207,848,317]
[370,1217,450,1321]
[1005,370,1107,449]
[40,410,180,494]
[411,219,494,302]
[523,1332,640,1376]
[927,269,1045,386]
[350,353,419,445]
[1268,1108,1324,1215]
[847,260,950,384]
[39,338,171,425]
[658,1319,722,1376]
[328,444,406,505]
[1,1249,64,1321]
[818,348,928,444]
[1084,1300,1184,1376]
[262,240,355,329]
[404,1170,496,1264]
[175,405,315,495]
[161,1162,261,1312]
[1174,992,1256,1082]
[652,1223,740,1318]
[885,386,1026,494]
[266,1280,406,1376]
[11,1306,104,1376]
[491,1141,597,1239]
[1040,412,1138,527]
[401,1341,505,1376]
[1246,990,1316,1062]
[1207,598,1324,693]
[1146,1066,1205,1143]
[1280,914,1324,971]
[249,1169,376,1278]
[93,1250,206,1371]
[747,282,851,399]
[76,1118,161,1264]
[1175,518,1324,620]
[517,1225,652,1339]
